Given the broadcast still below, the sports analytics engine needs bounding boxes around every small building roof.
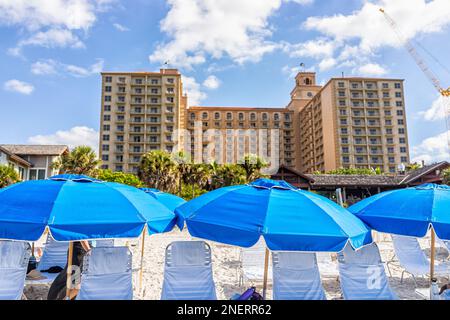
[0,145,69,156]
[399,161,450,185]
[0,146,31,167]
[306,174,402,187]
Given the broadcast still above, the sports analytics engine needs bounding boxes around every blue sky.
[0,0,449,164]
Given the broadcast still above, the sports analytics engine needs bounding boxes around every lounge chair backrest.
[93,239,114,248]
[391,234,429,275]
[339,242,382,265]
[272,252,326,300]
[338,243,396,300]
[161,241,216,300]
[77,247,132,300]
[0,241,31,300]
[37,234,68,271]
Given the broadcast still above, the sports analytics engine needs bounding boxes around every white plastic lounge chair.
[389,235,450,285]
[25,234,69,286]
[272,252,326,300]
[161,241,217,300]
[0,240,31,300]
[239,240,272,286]
[77,246,133,300]
[338,243,397,300]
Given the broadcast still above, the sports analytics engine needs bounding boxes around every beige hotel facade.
[99,69,409,174]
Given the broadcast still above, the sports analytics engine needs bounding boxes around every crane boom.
[380,8,450,154]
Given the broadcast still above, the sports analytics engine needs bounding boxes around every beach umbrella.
[0,174,177,298]
[140,188,186,211]
[176,178,372,298]
[348,183,450,281]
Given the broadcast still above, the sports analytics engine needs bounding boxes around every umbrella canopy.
[176,178,372,252]
[140,188,186,211]
[348,183,450,239]
[0,174,177,241]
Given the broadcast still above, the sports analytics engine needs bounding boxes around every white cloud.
[17,28,85,51]
[28,126,100,154]
[411,130,450,164]
[286,0,313,4]
[182,76,207,106]
[287,0,450,74]
[318,57,337,71]
[31,60,58,75]
[203,75,221,90]
[419,95,450,121]
[149,0,289,69]
[356,63,388,76]
[113,23,130,32]
[3,79,34,95]
[1,0,115,53]
[304,0,450,52]
[65,59,104,77]
[31,59,104,77]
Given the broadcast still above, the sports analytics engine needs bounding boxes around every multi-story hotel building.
[294,74,410,173]
[99,69,187,173]
[99,69,410,174]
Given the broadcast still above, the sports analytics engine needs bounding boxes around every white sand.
[24,230,450,300]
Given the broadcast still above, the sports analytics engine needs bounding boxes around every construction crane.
[379,8,450,149]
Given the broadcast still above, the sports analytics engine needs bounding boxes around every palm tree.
[209,162,246,189]
[138,150,179,193]
[238,154,269,182]
[0,165,20,188]
[51,146,100,176]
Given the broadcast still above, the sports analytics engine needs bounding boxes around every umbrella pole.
[31,242,35,258]
[430,227,436,282]
[262,248,269,300]
[139,226,147,293]
[65,241,74,300]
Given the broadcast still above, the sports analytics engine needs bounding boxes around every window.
[214,112,220,120]
[105,76,112,83]
[104,105,111,111]
[382,83,389,89]
[135,79,143,85]
[227,113,232,120]
[29,169,46,180]
[399,138,406,144]
[338,91,345,97]
[395,92,402,98]
[102,135,110,141]
[103,115,111,121]
[202,112,208,119]
[151,88,158,94]
[396,101,403,107]
[339,100,346,106]
[105,86,112,92]
[401,156,408,163]
[398,128,405,134]
[167,78,174,84]
[151,79,159,85]
[387,147,394,153]
[250,113,256,121]
[104,96,111,102]
[398,119,404,125]
[396,110,404,116]
[395,83,401,89]
[400,147,407,153]
[384,101,390,107]
[118,77,126,83]
[102,155,109,161]
[103,125,110,131]
[102,144,109,151]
